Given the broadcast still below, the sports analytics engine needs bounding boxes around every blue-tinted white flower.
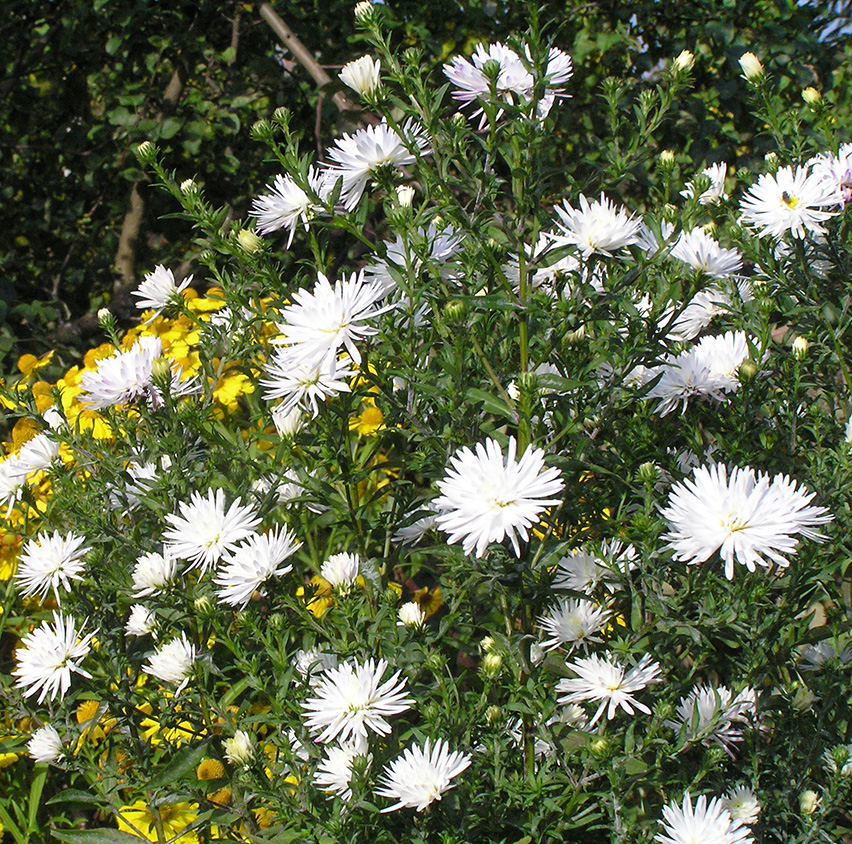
[723,786,761,825]
[376,738,471,812]
[13,612,95,703]
[132,550,177,597]
[552,541,637,593]
[670,228,743,278]
[16,433,61,476]
[339,55,381,96]
[664,685,756,756]
[661,463,832,579]
[27,724,64,763]
[822,743,852,776]
[537,597,610,652]
[250,167,330,246]
[0,456,28,515]
[302,657,412,744]
[808,143,852,206]
[551,194,641,258]
[214,526,302,608]
[319,551,360,594]
[681,162,728,204]
[295,648,338,686]
[261,348,355,417]
[324,121,430,211]
[740,165,838,239]
[434,437,564,558]
[16,530,89,604]
[315,739,370,802]
[657,793,753,844]
[132,265,192,317]
[557,653,661,726]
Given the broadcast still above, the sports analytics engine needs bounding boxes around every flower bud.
[397,601,426,628]
[250,119,273,142]
[354,1,374,22]
[180,178,198,195]
[151,357,173,383]
[738,359,759,382]
[236,229,263,254]
[480,635,496,653]
[673,50,694,72]
[563,324,587,346]
[802,87,822,106]
[97,308,115,331]
[481,651,503,677]
[443,300,466,323]
[339,55,382,97]
[792,685,817,711]
[799,789,819,815]
[739,52,764,81]
[588,737,609,756]
[764,151,780,173]
[272,106,291,129]
[135,141,157,164]
[223,730,254,767]
[485,705,502,727]
[637,462,658,485]
[792,336,809,360]
[395,184,415,208]
[659,149,676,166]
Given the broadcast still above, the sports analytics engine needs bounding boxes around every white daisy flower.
[271,403,304,438]
[132,265,192,317]
[261,348,355,417]
[444,42,572,126]
[79,336,162,409]
[319,551,360,594]
[339,55,381,97]
[295,648,339,685]
[393,510,440,546]
[16,530,90,604]
[0,456,28,515]
[667,281,753,343]
[272,270,391,368]
[376,738,471,812]
[397,601,426,628]
[27,724,64,763]
[434,436,564,558]
[131,550,177,597]
[250,167,330,246]
[16,433,61,475]
[125,604,157,637]
[143,632,197,693]
[213,526,302,608]
[557,653,661,727]
[681,162,728,204]
[551,193,641,258]
[551,541,636,593]
[656,792,753,844]
[660,463,832,579]
[13,612,95,703]
[223,730,255,767]
[808,143,852,206]
[723,785,761,825]
[664,685,756,756]
[323,121,430,212]
[302,657,412,744]
[163,488,261,574]
[670,228,743,278]
[537,597,610,652]
[314,739,370,802]
[740,165,838,239]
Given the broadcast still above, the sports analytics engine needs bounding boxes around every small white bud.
[792,336,809,360]
[739,52,764,81]
[673,50,694,72]
[223,730,254,767]
[339,55,381,97]
[395,184,415,207]
[397,601,426,628]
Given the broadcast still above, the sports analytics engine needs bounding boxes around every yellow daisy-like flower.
[196,758,225,781]
[0,752,19,769]
[116,800,199,844]
[0,530,22,581]
[296,576,334,618]
[17,351,55,379]
[212,368,255,416]
[348,397,385,437]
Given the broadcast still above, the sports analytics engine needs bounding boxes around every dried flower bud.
[799,790,819,815]
[739,52,764,81]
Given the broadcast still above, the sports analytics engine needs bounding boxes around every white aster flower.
[27,724,64,763]
[79,336,162,409]
[552,541,636,593]
[681,162,728,204]
[0,456,28,515]
[376,738,471,812]
[16,433,61,476]
[808,143,852,205]
[444,42,572,127]
[250,167,329,246]
[261,348,355,418]
[132,265,192,317]
[670,228,743,278]
[339,55,381,96]
[125,604,157,637]
[740,165,838,239]
[272,270,391,368]
[434,436,564,558]
[664,685,756,756]
[667,281,753,343]
[295,648,339,685]
[324,120,430,211]
[223,729,255,767]
[660,463,832,579]
[315,739,370,802]
[551,193,641,258]
[214,526,302,608]
[723,785,761,825]
[397,601,426,628]
[822,743,852,776]
[656,792,753,844]
[537,597,610,652]
[131,550,177,597]
[13,612,95,703]
[164,488,260,574]
[393,511,440,546]
[271,403,304,437]
[16,530,90,604]
[320,551,360,594]
[557,653,661,727]
[302,657,412,744]
[143,632,196,693]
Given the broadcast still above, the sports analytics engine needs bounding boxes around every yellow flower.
[116,800,199,844]
[196,758,225,781]
[413,585,443,619]
[296,576,334,618]
[206,787,231,807]
[348,398,385,437]
[17,351,54,379]
[0,530,22,581]
[75,699,116,748]
[212,369,255,415]
[0,752,19,769]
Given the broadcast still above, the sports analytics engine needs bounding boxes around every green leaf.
[465,387,515,420]
[144,741,209,790]
[0,802,25,844]
[52,830,142,844]
[46,789,101,806]
[27,763,48,835]
[158,118,184,140]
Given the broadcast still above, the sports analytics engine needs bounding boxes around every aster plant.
[1,3,852,843]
